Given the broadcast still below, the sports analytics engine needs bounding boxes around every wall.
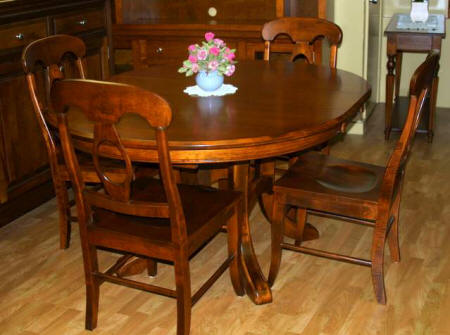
[326,0,372,135]
[329,0,367,78]
[379,0,450,107]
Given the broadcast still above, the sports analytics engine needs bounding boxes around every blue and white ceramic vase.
[195,70,224,91]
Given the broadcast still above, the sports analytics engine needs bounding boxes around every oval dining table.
[60,59,371,305]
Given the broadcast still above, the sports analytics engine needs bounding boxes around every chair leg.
[147,258,158,277]
[371,222,387,305]
[85,245,100,330]
[320,143,330,155]
[174,256,191,335]
[388,218,400,263]
[55,179,71,249]
[227,200,245,296]
[268,197,285,287]
[288,156,298,168]
[388,194,401,262]
[294,208,307,246]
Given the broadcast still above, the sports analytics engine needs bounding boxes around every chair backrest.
[50,79,187,244]
[262,17,342,68]
[380,51,440,215]
[22,34,87,173]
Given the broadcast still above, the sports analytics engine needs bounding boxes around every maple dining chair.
[262,17,343,162]
[51,79,245,335]
[262,17,343,68]
[22,34,93,249]
[22,34,146,249]
[268,51,440,304]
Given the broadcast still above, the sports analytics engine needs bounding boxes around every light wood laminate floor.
[1,105,450,335]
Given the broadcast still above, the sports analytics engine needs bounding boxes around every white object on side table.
[410,0,429,23]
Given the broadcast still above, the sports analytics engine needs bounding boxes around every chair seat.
[90,177,241,258]
[275,151,386,220]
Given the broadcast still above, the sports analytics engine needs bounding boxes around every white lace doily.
[183,84,238,97]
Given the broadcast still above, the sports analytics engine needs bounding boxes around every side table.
[384,13,445,142]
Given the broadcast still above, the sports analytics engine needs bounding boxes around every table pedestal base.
[113,161,319,305]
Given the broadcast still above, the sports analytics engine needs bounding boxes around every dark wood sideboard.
[0,0,113,226]
[112,0,326,69]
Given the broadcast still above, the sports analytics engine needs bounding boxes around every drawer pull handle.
[15,33,24,40]
[156,47,163,53]
[78,19,88,25]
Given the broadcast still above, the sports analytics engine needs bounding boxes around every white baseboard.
[346,102,377,135]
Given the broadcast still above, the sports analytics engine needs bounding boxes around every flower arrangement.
[178,32,237,77]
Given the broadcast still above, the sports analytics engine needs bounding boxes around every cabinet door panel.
[85,35,109,79]
[0,75,48,185]
[60,35,109,80]
[0,110,7,203]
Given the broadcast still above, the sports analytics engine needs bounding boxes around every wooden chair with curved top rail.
[22,34,92,249]
[268,51,440,304]
[261,17,344,240]
[51,78,245,335]
[22,34,157,250]
[262,17,343,67]
[262,17,343,162]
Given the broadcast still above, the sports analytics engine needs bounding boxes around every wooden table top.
[64,60,371,163]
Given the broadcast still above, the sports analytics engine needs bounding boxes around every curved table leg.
[233,163,272,305]
[285,208,319,242]
[258,160,320,242]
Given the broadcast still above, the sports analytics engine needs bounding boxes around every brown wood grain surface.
[46,59,370,310]
[269,52,440,305]
[3,104,450,334]
[55,60,370,164]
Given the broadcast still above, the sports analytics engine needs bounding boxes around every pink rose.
[197,49,208,60]
[188,44,197,52]
[209,47,220,56]
[225,64,235,77]
[191,63,199,73]
[188,55,198,63]
[208,60,219,71]
[225,52,235,61]
[213,38,224,47]
[205,32,215,42]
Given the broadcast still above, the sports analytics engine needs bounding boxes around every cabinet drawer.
[135,40,188,66]
[0,19,47,51]
[53,9,105,35]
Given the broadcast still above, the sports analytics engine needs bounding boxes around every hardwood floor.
[1,105,450,334]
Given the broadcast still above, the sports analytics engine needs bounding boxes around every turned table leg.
[428,68,439,143]
[394,52,403,104]
[385,53,396,140]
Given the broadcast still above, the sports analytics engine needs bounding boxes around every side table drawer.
[0,19,47,50]
[395,34,432,52]
[53,9,105,35]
